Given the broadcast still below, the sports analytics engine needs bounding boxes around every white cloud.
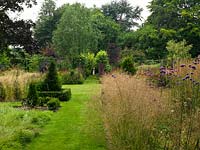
[19,0,151,22]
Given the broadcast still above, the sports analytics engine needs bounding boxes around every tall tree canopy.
[147,0,200,57]
[53,4,99,62]
[91,9,120,50]
[0,0,37,53]
[34,0,57,48]
[101,0,143,31]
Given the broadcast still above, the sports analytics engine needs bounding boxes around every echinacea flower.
[191,66,197,70]
[180,64,186,67]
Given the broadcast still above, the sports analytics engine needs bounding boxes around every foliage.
[0,103,52,149]
[91,10,121,51]
[0,0,38,53]
[121,56,137,75]
[101,0,143,31]
[38,97,51,106]
[0,82,6,101]
[62,70,84,84]
[26,82,38,107]
[121,49,146,65]
[38,89,71,102]
[28,54,54,72]
[53,4,99,62]
[95,50,109,65]
[42,61,62,91]
[95,50,111,74]
[166,40,192,67]
[0,51,10,70]
[120,25,167,60]
[76,53,96,77]
[147,0,200,57]
[34,0,56,48]
[47,98,60,111]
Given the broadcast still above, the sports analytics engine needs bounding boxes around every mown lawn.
[26,77,106,150]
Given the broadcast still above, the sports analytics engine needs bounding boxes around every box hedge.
[38,89,71,101]
[47,98,60,111]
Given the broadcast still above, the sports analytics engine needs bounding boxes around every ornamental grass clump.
[144,58,200,149]
[0,70,41,101]
[101,73,168,150]
[166,59,200,149]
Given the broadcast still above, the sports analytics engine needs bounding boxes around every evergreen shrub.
[26,82,38,107]
[47,98,60,111]
[0,82,6,101]
[42,62,62,91]
[121,56,137,75]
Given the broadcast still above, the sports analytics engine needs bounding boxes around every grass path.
[26,78,106,150]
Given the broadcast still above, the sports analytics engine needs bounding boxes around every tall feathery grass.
[0,69,42,101]
[100,73,169,150]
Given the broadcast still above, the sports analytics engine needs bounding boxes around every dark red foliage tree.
[0,0,38,53]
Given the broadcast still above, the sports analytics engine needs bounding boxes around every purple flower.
[160,70,166,74]
[112,74,116,78]
[185,75,190,79]
[183,75,190,81]
[160,66,165,70]
[191,72,194,75]
[191,66,197,70]
[180,64,186,67]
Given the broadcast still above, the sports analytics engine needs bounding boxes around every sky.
[19,0,152,23]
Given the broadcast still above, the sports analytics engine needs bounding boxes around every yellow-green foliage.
[0,103,52,149]
[0,70,42,101]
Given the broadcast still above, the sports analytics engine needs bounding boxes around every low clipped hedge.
[38,89,71,101]
[47,98,60,111]
[62,70,84,84]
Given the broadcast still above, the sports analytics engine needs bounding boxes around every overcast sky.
[19,0,151,22]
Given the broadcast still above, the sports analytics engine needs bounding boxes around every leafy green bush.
[79,53,96,77]
[17,129,35,145]
[26,82,38,107]
[0,51,10,70]
[47,98,60,111]
[95,50,111,74]
[38,89,71,101]
[166,40,192,67]
[38,97,51,106]
[62,70,84,84]
[59,89,72,101]
[42,61,62,91]
[0,82,6,101]
[121,56,137,75]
